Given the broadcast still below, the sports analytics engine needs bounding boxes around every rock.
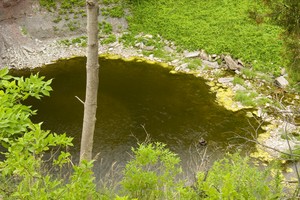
[184,51,200,58]
[280,68,286,76]
[237,59,244,67]
[22,46,34,53]
[171,59,179,64]
[143,34,153,39]
[275,76,289,88]
[202,60,219,69]
[199,50,209,60]
[143,46,155,51]
[224,55,242,70]
[163,46,173,53]
[218,77,234,84]
[233,84,246,91]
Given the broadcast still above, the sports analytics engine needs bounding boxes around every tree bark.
[80,0,99,162]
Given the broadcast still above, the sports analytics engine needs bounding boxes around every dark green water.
[13,57,256,179]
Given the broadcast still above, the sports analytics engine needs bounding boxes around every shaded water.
[13,57,256,179]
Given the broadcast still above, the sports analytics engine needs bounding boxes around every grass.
[127,0,285,75]
[233,76,245,85]
[234,90,258,107]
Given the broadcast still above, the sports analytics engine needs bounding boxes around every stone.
[22,46,34,53]
[184,51,200,58]
[233,84,246,91]
[275,76,289,88]
[224,55,242,70]
[218,77,234,84]
[199,50,209,60]
[143,34,153,39]
[143,45,155,51]
[202,60,219,69]
[163,46,173,53]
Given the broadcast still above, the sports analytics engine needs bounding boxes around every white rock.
[275,76,289,88]
[218,77,234,84]
[202,60,219,69]
[184,51,200,58]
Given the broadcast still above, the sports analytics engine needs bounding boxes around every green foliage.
[127,0,285,75]
[120,142,193,199]
[101,5,124,18]
[187,58,202,70]
[234,90,258,107]
[59,36,87,47]
[99,21,113,35]
[197,153,283,199]
[281,145,300,161]
[101,34,117,44]
[39,0,56,11]
[264,0,300,83]
[233,76,245,85]
[0,68,98,199]
[21,26,28,35]
[67,21,80,31]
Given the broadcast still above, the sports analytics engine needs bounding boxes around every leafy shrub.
[120,142,194,199]
[0,68,99,199]
[197,153,283,199]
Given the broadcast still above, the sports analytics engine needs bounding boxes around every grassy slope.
[127,0,285,74]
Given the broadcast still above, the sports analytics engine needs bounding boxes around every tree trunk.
[80,0,99,162]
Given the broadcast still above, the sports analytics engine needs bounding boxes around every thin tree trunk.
[80,0,99,162]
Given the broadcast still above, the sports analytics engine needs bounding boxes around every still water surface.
[14,57,256,179]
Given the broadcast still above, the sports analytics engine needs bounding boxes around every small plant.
[187,58,202,70]
[242,68,257,79]
[21,26,28,35]
[120,142,194,199]
[67,21,80,31]
[107,5,124,18]
[197,153,283,199]
[234,90,258,107]
[233,76,245,85]
[53,16,62,23]
[101,34,117,44]
[99,21,113,35]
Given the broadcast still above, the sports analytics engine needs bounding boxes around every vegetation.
[126,0,285,75]
[197,153,283,199]
[263,0,300,86]
[0,68,98,199]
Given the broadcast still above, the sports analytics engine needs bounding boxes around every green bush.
[0,68,99,199]
[120,142,195,199]
[197,153,283,199]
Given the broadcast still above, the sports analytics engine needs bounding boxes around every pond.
[13,57,257,180]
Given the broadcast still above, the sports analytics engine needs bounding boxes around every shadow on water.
[11,57,258,181]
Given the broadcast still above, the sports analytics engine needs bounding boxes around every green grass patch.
[233,76,245,85]
[127,0,285,74]
[101,5,124,18]
[234,90,258,107]
[101,34,117,44]
[99,21,113,35]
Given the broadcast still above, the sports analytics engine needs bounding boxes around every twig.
[75,96,84,104]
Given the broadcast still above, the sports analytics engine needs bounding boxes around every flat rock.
[218,77,234,84]
[224,55,242,70]
[275,76,289,88]
[202,60,219,69]
[184,51,200,58]
[143,46,155,51]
